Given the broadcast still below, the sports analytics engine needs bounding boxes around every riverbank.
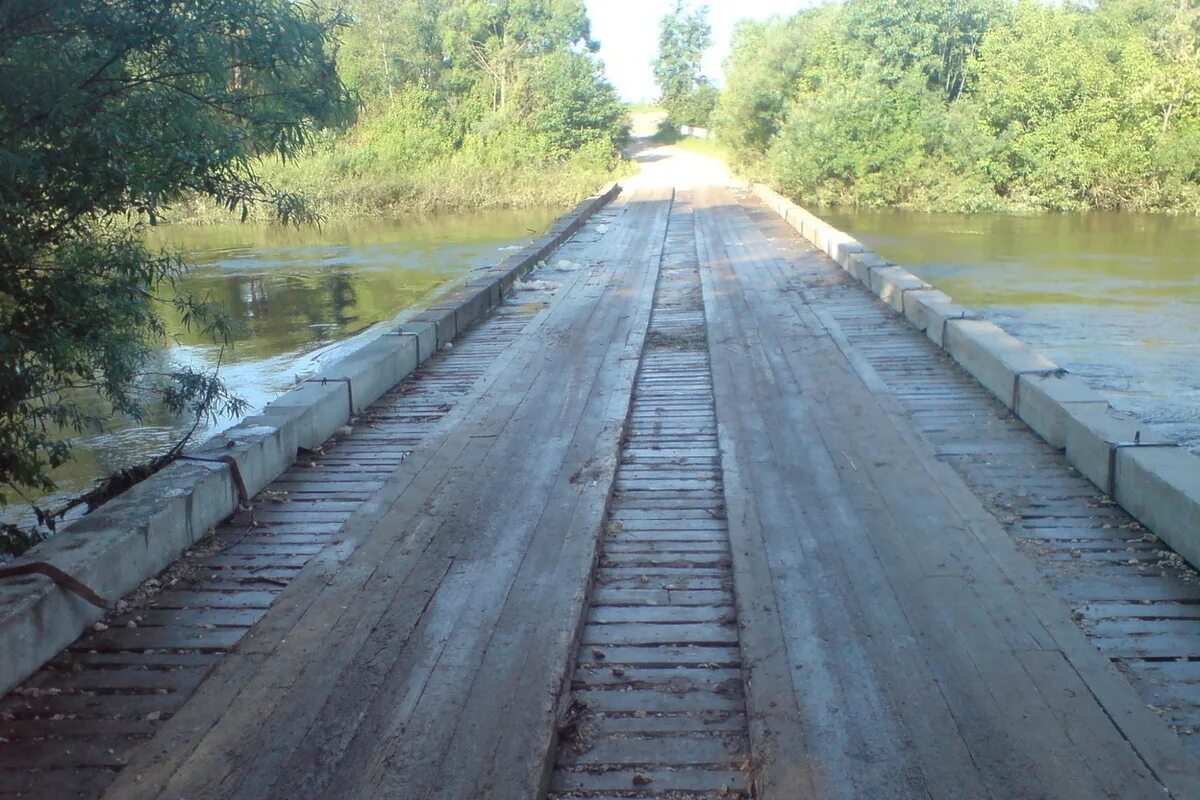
[169,118,633,225]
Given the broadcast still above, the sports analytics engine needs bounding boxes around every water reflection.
[6,208,559,520]
[820,208,1200,453]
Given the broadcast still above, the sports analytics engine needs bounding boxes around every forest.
[715,0,1200,212]
[206,0,630,218]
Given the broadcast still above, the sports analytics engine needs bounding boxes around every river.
[5,208,559,525]
[820,208,1200,455]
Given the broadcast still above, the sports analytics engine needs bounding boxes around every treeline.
[716,0,1200,212]
[229,0,629,217]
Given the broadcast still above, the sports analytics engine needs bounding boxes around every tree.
[716,11,837,168]
[653,0,715,127]
[527,50,628,158]
[338,0,447,100]
[714,0,1200,212]
[442,0,597,113]
[0,0,354,507]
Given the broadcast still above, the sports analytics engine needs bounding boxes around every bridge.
[2,146,1200,799]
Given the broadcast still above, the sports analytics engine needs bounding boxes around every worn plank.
[102,188,670,800]
[696,184,1190,799]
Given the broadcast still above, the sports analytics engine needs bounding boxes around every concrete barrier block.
[846,251,887,284]
[910,294,977,348]
[826,232,865,269]
[1016,373,1110,449]
[170,459,243,542]
[496,247,545,291]
[450,284,492,331]
[410,307,456,348]
[0,460,236,694]
[943,319,1060,410]
[314,336,418,413]
[262,381,349,450]
[1115,447,1200,569]
[191,420,294,499]
[810,223,829,253]
[490,261,519,295]
[870,266,930,314]
[795,214,811,239]
[1064,405,1170,493]
[903,288,951,332]
[0,571,93,696]
[397,321,437,362]
[469,278,501,310]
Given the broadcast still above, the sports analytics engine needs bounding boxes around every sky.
[585,0,812,102]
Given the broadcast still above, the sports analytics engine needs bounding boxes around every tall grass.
[172,97,631,223]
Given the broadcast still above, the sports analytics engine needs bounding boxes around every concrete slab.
[467,278,502,312]
[913,294,978,348]
[944,318,1060,410]
[902,288,951,333]
[409,307,457,349]
[394,322,437,363]
[262,381,350,451]
[870,265,930,314]
[191,420,298,500]
[846,251,888,285]
[313,335,419,413]
[447,283,492,331]
[0,459,235,694]
[1017,373,1111,449]
[1064,405,1171,494]
[1115,447,1200,569]
[826,231,866,269]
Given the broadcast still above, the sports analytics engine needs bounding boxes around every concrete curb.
[752,182,1200,572]
[0,182,622,697]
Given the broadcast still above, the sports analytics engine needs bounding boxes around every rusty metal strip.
[0,562,110,609]
[179,454,250,504]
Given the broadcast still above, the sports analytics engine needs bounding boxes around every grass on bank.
[171,99,635,224]
[172,145,630,224]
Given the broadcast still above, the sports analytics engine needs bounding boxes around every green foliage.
[718,0,1200,213]
[528,51,629,158]
[0,0,354,503]
[653,1,717,128]
[192,0,629,220]
[715,10,838,171]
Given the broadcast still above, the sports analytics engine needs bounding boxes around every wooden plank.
[720,186,1200,796]
[694,185,1184,799]
[103,188,668,800]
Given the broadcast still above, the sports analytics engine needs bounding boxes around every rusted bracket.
[0,562,110,609]
[305,376,354,419]
[179,454,250,504]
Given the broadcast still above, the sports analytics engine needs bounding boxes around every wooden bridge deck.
[3,165,1200,799]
